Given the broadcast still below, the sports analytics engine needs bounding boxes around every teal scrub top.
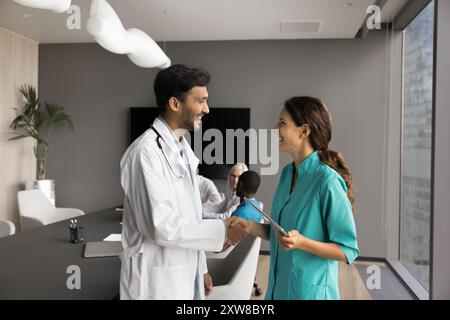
[266,151,359,300]
[231,198,263,222]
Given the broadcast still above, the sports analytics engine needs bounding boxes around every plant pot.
[26,179,55,205]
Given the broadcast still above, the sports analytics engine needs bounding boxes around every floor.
[354,260,415,300]
[251,255,270,300]
[251,255,415,300]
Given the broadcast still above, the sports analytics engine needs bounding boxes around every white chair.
[206,235,262,300]
[18,190,85,231]
[0,219,16,238]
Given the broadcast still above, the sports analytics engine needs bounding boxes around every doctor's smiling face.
[177,86,209,131]
[154,64,211,135]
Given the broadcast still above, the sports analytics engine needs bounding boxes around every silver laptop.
[83,241,123,258]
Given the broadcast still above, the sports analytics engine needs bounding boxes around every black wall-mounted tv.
[129,107,250,180]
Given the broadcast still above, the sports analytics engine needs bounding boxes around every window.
[400,0,434,291]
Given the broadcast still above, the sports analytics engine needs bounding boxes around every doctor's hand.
[225,217,248,245]
[204,273,213,297]
[276,230,306,251]
[228,216,253,234]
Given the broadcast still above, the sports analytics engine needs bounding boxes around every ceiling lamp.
[13,0,72,13]
[87,0,171,69]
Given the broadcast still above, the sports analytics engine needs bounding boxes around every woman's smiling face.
[273,108,304,154]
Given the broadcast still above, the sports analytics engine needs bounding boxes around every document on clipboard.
[243,197,288,236]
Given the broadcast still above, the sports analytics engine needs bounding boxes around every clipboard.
[243,197,288,236]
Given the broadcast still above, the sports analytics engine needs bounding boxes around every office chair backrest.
[18,190,85,231]
[228,236,261,298]
[18,190,55,228]
[206,235,261,300]
[0,219,16,238]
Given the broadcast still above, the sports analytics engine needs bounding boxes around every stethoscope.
[151,126,187,179]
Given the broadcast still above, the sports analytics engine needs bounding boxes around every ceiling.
[0,0,408,43]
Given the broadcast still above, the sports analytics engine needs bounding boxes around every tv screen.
[129,107,250,180]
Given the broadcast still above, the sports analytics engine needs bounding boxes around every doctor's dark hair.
[154,64,211,114]
[238,170,261,195]
[284,96,355,212]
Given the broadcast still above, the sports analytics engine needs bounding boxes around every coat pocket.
[289,271,327,300]
[142,264,194,300]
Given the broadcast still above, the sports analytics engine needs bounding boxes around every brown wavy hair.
[284,96,355,212]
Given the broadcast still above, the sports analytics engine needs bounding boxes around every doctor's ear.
[299,124,311,139]
[168,97,182,113]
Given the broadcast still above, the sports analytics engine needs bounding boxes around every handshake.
[223,216,252,247]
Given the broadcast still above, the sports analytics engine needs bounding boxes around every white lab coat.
[197,175,222,206]
[119,117,226,300]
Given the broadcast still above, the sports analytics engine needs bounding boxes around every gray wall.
[39,31,392,258]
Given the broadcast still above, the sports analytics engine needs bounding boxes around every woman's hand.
[276,230,306,251]
[277,230,348,261]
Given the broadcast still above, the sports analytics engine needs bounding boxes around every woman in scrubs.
[231,96,359,300]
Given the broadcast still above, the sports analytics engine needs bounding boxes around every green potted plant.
[9,85,74,204]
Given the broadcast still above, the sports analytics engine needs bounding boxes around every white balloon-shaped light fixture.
[14,0,71,13]
[87,0,171,69]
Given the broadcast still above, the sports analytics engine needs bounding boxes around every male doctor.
[119,64,245,300]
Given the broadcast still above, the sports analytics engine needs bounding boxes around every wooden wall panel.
[0,28,38,231]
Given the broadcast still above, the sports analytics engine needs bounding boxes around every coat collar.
[295,150,320,179]
[273,151,321,220]
[152,117,181,154]
[151,117,200,178]
[182,135,200,171]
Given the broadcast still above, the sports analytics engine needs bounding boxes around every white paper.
[103,234,122,241]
